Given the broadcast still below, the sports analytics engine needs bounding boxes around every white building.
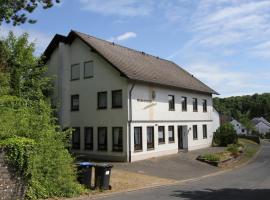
[230,119,248,135]
[44,30,220,162]
[252,117,270,135]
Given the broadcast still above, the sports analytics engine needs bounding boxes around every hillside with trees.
[213,93,270,122]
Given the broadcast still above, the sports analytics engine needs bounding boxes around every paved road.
[102,142,270,200]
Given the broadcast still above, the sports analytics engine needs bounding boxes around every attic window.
[84,61,94,79]
[71,63,80,81]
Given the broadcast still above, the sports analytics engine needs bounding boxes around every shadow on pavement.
[171,188,270,200]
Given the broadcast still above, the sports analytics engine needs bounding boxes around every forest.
[213,93,270,122]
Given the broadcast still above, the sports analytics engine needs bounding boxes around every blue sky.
[1,0,270,97]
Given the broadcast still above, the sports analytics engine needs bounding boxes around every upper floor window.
[98,127,107,151]
[71,63,80,81]
[192,98,198,112]
[203,125,207,139]
[72,127,80,150]
[112,127,123,152]
[84,61,94,79]
[181,96,187,111]
[98,91,107,109]
[112,90,122,108]
[84,127,93,150]
[193,125,198,140]
[203,99,207,112]
[134,127,142,151]
[168,126,175,142]
[147,127,155,150]
[168,95,175,111]
[158,126,165,144]
[71,94,79,111]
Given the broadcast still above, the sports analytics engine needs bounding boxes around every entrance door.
[178,126,183,149]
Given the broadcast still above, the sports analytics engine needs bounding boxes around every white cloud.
[109,32,137,42]
[0,26,52,55]
[184,60,270,97]
[79,0,153,17]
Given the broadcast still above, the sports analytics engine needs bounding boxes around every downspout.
[128,83,135,162]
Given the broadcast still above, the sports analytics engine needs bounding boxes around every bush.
[226,144,240,155]
[213,123,238,146]
[201,154,220,162]
[265,132,270,139]
[0,96,84,199]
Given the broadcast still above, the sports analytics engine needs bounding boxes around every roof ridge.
[72,30,172,63]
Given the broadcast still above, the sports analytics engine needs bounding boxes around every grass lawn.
[238,138,261,163]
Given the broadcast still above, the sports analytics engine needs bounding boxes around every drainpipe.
[128,83,135,162]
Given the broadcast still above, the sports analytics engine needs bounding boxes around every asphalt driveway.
[113,147,225,180]
[93,141,270,200]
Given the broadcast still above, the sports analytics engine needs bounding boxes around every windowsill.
[71,110,79,112]
[134,149,143,153]
[203,137,207,139]
[169,109,175,111]
[203,111,207,113]
[112,150,123,152]
[193,110,198,112]
[193,138,198,140]
[147,148,155,151]
[169,141,175,143]
[97,107,107,110]
[112,106,123,109]
[84,149,93,151]
[71,78,80,81]
[84,76,93,79]
[98,149,107,152]
[182,110,187,112]
[158,142,165,145]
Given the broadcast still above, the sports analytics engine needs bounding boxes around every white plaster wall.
[47,38,129,161]
[128,83,214,161]
[212,108,220,133]
[130,83,213,121]
[130,122,213,161]
[255,122,270,134]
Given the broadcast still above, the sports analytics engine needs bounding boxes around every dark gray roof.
[44,30,218,95]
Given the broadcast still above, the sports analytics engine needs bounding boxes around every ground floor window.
[84,127,93,150]
[134,127,142,151]
[168,126,175,142]
[72,127,80,149]
[98,127,107,151]
[147,126,154,150]
[158,126,165,144]
[113,127,123,152]
[203,125,207,139]
[193,125,198,140]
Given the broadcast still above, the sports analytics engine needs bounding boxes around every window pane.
[113,127,123,152]
[168,126,174,142]
[84,61,94,78]
[158,126,165,143]
[71,95,79,111]
[98,127,107,151]
[71,64,80,80]
[203,125,207,138]
[85,127,93,150]
[193,125,198,139]
[147,127,154,149]
[98,92,107,109]
[203,100,207,112]
[168,95,175,110]
[182,97,187,111]
[72,127,80,149]
[193,98,198,111]
[134,127,142,150]
[112,90,122,108]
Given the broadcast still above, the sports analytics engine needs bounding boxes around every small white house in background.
[252,117,270,135]
[44,30,220,162]
[230,119,248,135]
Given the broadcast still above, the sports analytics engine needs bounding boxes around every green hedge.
[238,135,260,144]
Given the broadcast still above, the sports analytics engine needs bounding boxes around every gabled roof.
[252,117,270,127]
[43,30,219,95]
